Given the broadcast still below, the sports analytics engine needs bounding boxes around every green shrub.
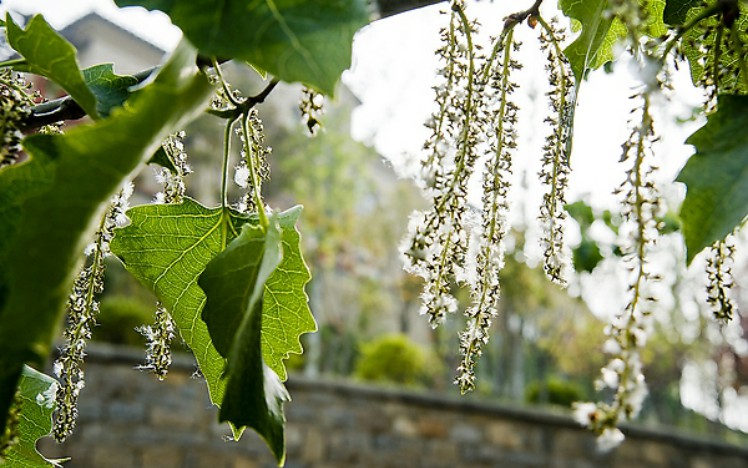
[525,377,584,408]
[94,296,154,346]
[354,334,440,387]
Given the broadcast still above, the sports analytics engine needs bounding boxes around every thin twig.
[19,67,156,130]
[207,79,280,120]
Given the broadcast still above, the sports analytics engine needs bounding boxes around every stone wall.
[39,344,748,467]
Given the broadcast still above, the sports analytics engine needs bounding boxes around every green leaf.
[663,0,700,25]
[261,206,315,381]
[114,0,369,96]
[110,203,314,403]
[6,14,100,119]
[676,94,748,264]
[565,201,595,230]
[572,237,604,273]
[658,210,682,235]
[560,0,624,82]
[681,6,748,94]
[82,64,139,117]
[147,147,177,172]
[3,366,62,467]
[110,200,242,406]
[0,39,212,434]
[644,0,668,38]
[199,220,287,464]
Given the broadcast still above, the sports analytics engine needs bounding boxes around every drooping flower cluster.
[299,86,324,135]
[455,29,521,393]
[402,0,483,329]
[137,303,176,380]
[537,17,574,286]
[53,183,133,442]
[403,3,581,392]
[706,236,738,323]
[154,131,191,204]
[234,108,271,213]
[0,70,36,168]
[144,134,190,378]
[575,93,661,450]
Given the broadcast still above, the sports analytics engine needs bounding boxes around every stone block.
[108,400,146,423]
[485,420,525,450]
[422,439,459,465]
[300,428,326,462]
[393,415,418,438]
[183,451,233,468]
[150,404,199,429]
[417,417,448,439]
[329,407,359,427]
[450,423,483,444]
[552,429,597,459]
[141,446,183,467]
[232,456,260,468]
[91,444,139,468]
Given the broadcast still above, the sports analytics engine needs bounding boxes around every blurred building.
[61,12,166,74]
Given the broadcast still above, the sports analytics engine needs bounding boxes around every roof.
[60,12,167,55]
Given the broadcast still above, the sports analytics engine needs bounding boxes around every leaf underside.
[663,0,701,25]
[114,0,369,96]
[110,201,314,452]
[4,366,62,467]
[560,0,622,83]
[677,94,748,263]
[560,0,666,82]
[82,64,140,118]
[681,5,748,95]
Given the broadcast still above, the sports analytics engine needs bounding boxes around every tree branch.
[19,67,156,131]
[207,79,280,120]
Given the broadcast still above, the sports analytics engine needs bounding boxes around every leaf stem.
[241,110,269,230]
[207,79,280,120]
[502,0,543,31]
[19,67,156,130]
[0,58,26,69]
[211,59,243,108]
[221,117,239,211]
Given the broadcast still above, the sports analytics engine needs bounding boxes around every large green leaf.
[663,0,701,25]
[82,64,140,118]
[6,14,100,119]
[0,40,212,434]
[3,366,62,467]
[110,202,314,401]
[560,0,623,82]
[199,221,287,465]
[110,200,242,405]
[114,0,369,96]
[677,94,748,264]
